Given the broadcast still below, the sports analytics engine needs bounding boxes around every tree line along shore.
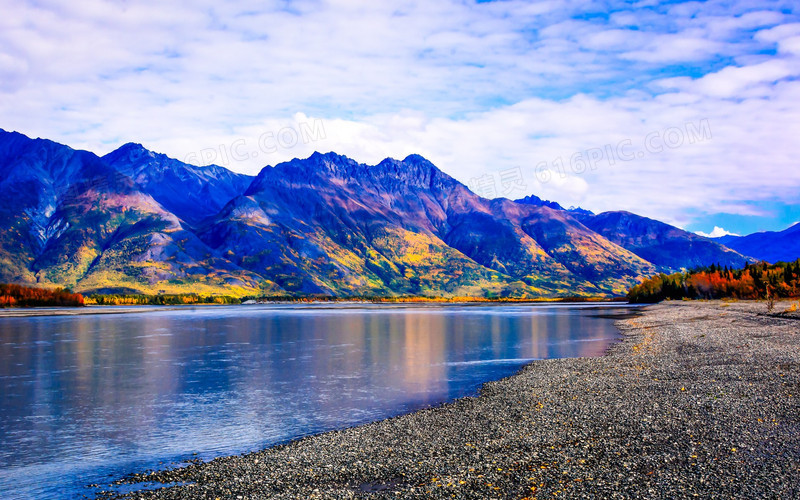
[627,259,800,304]
[0,288,625,307]
[3,259,800,308]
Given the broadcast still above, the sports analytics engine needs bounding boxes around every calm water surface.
[0,303,635,499]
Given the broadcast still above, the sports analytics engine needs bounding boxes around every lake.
[0,302,635,499]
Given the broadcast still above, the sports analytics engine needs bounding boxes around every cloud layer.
[1,0,798,232]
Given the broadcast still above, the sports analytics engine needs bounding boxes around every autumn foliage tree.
[628,260,800,303]
[0,284,84,307]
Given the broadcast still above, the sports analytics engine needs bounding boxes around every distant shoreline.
[0,298,630,318]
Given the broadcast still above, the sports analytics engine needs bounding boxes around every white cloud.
[0,0,799,230]
[622,35,727,64]
[754,22,800,43]
[143,77,800,229]
[695,226,741,238]
[657,59,800,98]
[778,36,800,55]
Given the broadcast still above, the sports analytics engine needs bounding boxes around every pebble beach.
[106,301,800,499]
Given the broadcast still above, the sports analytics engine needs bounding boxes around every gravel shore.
[106,301,800,499]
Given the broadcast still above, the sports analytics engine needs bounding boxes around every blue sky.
[1,0,799,235]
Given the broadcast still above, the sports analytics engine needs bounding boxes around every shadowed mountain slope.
[715,223,800,263]
[102,143,253,226]
[575,211,750,272]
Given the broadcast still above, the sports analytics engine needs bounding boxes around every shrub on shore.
[0,284,84,307]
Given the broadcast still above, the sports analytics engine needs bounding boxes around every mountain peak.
[249,151,460,197]
[105,142,156,163]
[567,206,594,216]
[0,129,76,155]
[119,142,147,151]
[402,153,433,165]
[274,152,446,181]
[100,142,253,226]
[307,151,353,163]
[515,194,564,211]
[289,151,360,174]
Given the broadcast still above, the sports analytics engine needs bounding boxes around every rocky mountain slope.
[102,143,253,226]
[0,129,754,297]
[198,153,655,296]
[0,130,269,296]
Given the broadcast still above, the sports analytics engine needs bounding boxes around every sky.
[1,0,799,235]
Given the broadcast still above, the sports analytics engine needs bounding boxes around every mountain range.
[1,129,790,298]
[713,224,800,264]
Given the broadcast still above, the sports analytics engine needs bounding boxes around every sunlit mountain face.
[0,130,761,298]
